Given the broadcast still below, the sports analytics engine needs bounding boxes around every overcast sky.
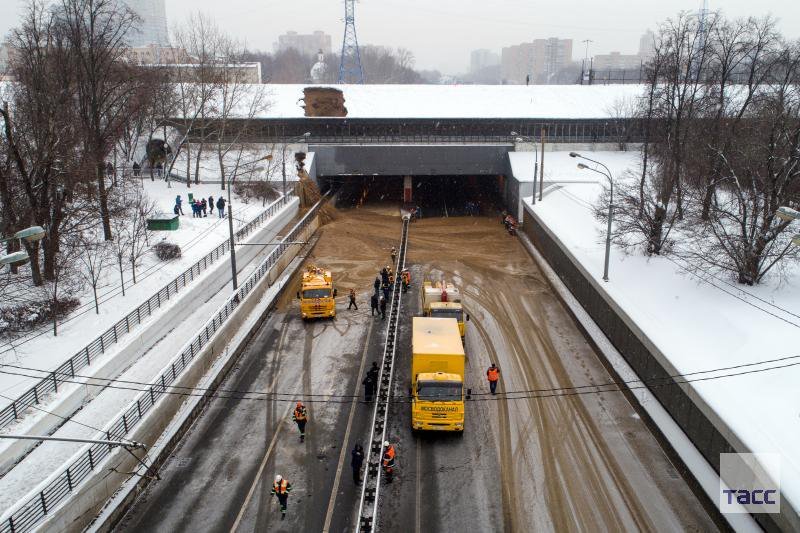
[3,0,800,73]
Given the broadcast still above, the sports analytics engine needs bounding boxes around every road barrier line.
[355,215,410,533]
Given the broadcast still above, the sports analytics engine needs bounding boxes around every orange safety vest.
[273,479,290,495]
[383,445,396,466]
[487,367,500,382]
[293,406,307,421]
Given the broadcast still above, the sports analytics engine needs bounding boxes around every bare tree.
[614,11,717,255]
[169,13,224,187]
[79,236,110,314]
[684,40,800,284]
[211,34,270,192]
[1,2,94,285]
[128,187,155,283]
[60,0,148,241]
[39,236,83,336]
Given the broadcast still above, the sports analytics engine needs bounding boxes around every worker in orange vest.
[486,363,500,395]
[401,269,411,293]
[382,440,396,483]
[271,474,292,520]
[293,401,308,442]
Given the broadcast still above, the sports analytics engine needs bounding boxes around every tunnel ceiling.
[310,144,511,177]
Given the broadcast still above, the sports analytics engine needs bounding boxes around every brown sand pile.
[302,87,347,117]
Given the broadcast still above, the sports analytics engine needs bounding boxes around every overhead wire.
[1,350,799,406]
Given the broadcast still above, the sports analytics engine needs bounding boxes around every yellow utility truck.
[421,280,468,338]
[297,265,337,319]
[411,317,469,432]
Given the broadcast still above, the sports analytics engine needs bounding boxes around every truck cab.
[421,280,468,339]
[297,266,336,319]
[412,371,465,432]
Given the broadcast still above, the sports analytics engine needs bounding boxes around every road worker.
[363,370,377,402]
[382,440,396,483]
[351,444,365,485]
[401,269,411,293]
[379,296,387,319]
[486,363,500,395]
[271,474,292,519]
[348,288,358,310]
[292,401,308,442]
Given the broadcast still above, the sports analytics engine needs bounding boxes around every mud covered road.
[116,206,714,533]
[378,215,715,532]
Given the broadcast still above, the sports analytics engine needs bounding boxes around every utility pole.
[338,0,364,83]
[582,39,593,85]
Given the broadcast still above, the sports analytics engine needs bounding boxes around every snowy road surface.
[116,209,714,532]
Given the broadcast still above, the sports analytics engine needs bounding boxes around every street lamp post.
[0,226,46,267]
[282,132,311,197]
[570,152,614,282]
[226,153,277,291]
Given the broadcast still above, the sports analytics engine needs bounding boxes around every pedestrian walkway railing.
[0,194,294,431]
[356,215,410,533]
[0,193,326,533]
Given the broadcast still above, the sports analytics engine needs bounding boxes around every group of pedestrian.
[464,200,480,216]
[173,194,226,218]
[190,197,209,218]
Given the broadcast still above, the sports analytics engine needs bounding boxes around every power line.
[1,352,798,406]
[0,391,113,438]
[663,254,800,321]
[661,254,800,330]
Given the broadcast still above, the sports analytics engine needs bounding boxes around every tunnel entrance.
[322,175,504,217]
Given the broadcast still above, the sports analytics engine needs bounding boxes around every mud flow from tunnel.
[375,215,716,532]
[321,174,503,217]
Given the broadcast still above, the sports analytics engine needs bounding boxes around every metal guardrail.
[0,194,326,533]
[356,215,410,533]
[0,194,294,431]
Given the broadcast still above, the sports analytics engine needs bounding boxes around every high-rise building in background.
[122,0,169,47]
[501,38,572,84]
[275,31,332,57]
[592,51,643,72]
[638,29,656,60]
[470,49,500,73]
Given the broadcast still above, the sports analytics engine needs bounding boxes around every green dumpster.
[187,192,194,203]
[147,213,180,231]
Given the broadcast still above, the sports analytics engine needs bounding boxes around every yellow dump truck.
[297,265,337,319]
[411,317,468,432]
[421,280,468,338]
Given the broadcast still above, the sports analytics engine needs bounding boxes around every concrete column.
[403,175,412,203]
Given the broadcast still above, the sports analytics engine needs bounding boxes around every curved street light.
[571,152,614,282]
[1,225,46,268]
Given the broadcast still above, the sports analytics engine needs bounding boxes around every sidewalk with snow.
[0,179,274,407]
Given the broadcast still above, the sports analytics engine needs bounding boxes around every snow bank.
[527,153,800,512]
[182,83,644,120]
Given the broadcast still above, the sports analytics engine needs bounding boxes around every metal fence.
[0,194,294,431]
[0,194,323,533]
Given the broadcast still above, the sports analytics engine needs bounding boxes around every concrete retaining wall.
[520,202,797,532]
